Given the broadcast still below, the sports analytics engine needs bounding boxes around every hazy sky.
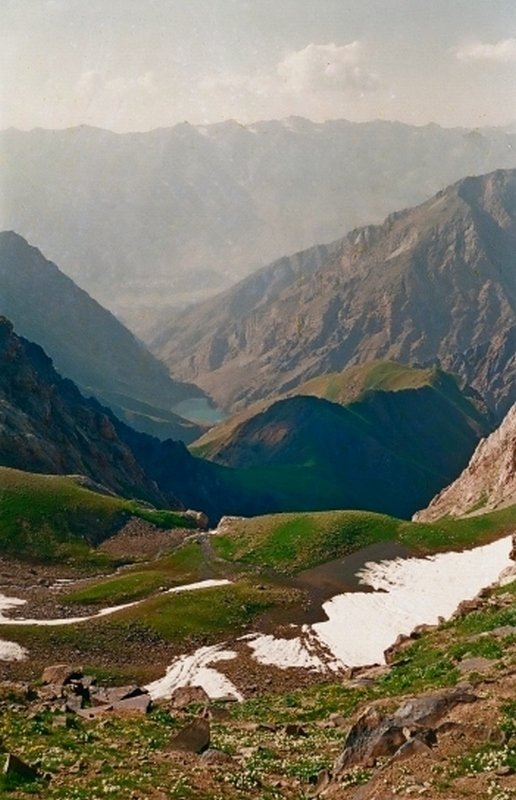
[2,0,516,131]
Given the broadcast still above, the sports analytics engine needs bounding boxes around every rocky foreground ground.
[0,574,514,800]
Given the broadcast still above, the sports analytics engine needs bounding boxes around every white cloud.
[455,38,516,64]
[277,42,377,94]
[199,41,378,107]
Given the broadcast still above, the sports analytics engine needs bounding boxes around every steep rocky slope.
[0,317,166,505]
[415,403,516,521]
[0,232,204,442]
[2,120,516,328]
[0,317,299,523]
[155,169,516,420]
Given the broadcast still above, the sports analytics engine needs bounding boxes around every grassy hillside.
[0,466,195,564]
[192,367,488,520]
[213,505,516,573]
[293,361,436,404]
[193,361,437,456]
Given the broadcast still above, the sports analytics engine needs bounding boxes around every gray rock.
[335,686,476,773]
[3,753,39,781]
[112,694,152,715]
[91,685,145,706]
[169,718,210,754]
[169,685,210,710]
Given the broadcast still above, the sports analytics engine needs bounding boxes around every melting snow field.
[146,644,243,701]
[0,536,513,694]
[249,535,514,671]
[309,535,513,667]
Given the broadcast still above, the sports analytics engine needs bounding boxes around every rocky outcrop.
[414,404,516,521]
[155,169,516,420]
[334,685,477,774]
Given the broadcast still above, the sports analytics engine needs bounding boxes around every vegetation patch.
[0,466,195,565]
[63,542,207,606]
[213,505,516,573]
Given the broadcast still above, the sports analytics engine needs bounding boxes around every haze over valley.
[0,2,515,798]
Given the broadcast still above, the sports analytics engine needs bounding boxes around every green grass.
[114,579,296,641]
[62,542,207,606]
[2,580,302,669]
[296,360,436,404]
[0,466,195,565]
[213,505,516,573]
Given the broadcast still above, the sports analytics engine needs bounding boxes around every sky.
[1,0,516,132]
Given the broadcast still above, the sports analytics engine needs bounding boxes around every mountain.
[0,315,290,523]
[193,363,490,520]
[2,120,516,332]
[414,403,516,521]
[154,169,516,420]
[0,231,205,443]
[0,316,492,522]
[0,316,167,505]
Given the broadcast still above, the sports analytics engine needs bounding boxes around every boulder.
[169,718,210,754]
[334,685,476,773]
[112,694,152,715]
[3,753,39,782]
[90,685,145,706]
[41,664,82,687]
[169,685,210,710]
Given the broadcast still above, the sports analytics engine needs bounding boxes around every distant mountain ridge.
[0,231,204,443]
[2,118,516,330]
[154,169,516,420]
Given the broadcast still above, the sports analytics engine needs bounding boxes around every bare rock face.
[334,686,476,774]
[414,404,516,521]
[154,169,516,420]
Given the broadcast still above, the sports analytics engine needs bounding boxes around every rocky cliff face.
[0,232,204,443]
[0,317,286,523]
[414,404,516,521]
[0,317,167,505]
[154,169,516,421]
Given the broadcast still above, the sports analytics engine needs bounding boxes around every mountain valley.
[0,119,515,800]
[154,169,516,422]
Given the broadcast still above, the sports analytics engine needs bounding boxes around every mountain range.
[0,231,205,443]
[153,169,516,421]
[0,314,491,522]
[2,119,516,333]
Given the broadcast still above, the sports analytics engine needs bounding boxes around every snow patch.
[246,633,325,670]
[146,644,242,701]
[0,639,27,661]
[310,535,513,666]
